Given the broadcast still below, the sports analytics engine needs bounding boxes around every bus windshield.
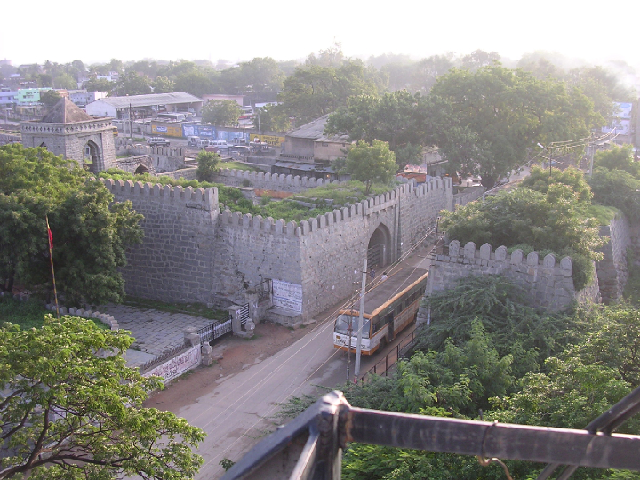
[335,314,370,338]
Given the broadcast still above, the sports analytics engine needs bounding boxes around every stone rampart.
[103,179,219,305]
[597,214,630,304]
[115,143,188,173]
[214,168,344,193]
[103,175,453,320]
[425,240,593,312]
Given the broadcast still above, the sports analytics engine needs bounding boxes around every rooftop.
[41,98,93,123]
[286,115,350,142]
[92,92,202,109]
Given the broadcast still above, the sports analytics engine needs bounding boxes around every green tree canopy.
[202,100,241,126]
[112,72,151,96]
[84,78,114,93]
[439,186,604,289]
[430,66,601,188]
[152,75,175,93]
[0,316,205,480]
[593,144,639,176]
[253,103,291,133]
[344,140,397,194]
[39,89,62,108]
[0,144,143,304]
[279,59,383,126]
[196,150,220,182]
[521,165,593,203]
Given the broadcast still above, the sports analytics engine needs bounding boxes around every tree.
[0,144,143,304]
[0,316,205,479]
[345,140,397,195]
[460,49,501,70]
[325,90,440,168]
[113,72,151,96]
[439,187,605,290]
[40,90,62,108]
[253,103,291,133]
[195,150,220,182]
[202,100,241,126]
[279,59,383,126]
[173,70,216,97]
[84,78,114,93]
[521,165,593,204]
[410,54,454,92]
[53,73,77,90]
[430,66,601,188]
[152,75,175,93]
[235,57,285,93]
[593,144,638,176]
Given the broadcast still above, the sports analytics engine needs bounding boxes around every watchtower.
[20,98,116,172]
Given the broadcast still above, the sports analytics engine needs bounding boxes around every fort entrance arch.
[367,223,392,268]
[20,98,116,172]
[83,140,101,173]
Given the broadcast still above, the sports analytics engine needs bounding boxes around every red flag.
[46,217,53,249]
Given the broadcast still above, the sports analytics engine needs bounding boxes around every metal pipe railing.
[222,388,640,480]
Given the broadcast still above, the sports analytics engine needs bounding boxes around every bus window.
[335,314,354,335]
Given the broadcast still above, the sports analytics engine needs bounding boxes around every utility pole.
[354,257,367,380]
[129,102,133,141]
[346,317,352,381]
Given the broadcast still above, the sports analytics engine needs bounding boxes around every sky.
[2,0,639,70]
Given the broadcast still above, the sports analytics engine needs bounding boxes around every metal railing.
[222,387,640,480]
[359,327,417,381]
[196,318,232,345]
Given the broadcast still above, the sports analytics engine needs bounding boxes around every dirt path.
[144,322,312,410]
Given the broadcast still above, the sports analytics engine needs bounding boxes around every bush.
[196,151,220,182]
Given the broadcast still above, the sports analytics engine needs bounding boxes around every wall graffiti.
[142,345,201,383]
[272,279,303,313]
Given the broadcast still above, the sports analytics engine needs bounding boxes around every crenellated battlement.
[425,239,596,312]
[217,168,344,191]
[102,179,218,210]
[444,240,573,272]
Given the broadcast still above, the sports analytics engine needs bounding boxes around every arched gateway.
[20,98,116,172]
[367,223,392,268]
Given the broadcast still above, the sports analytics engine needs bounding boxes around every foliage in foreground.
[337,290,640,479]
[0,316,205,480]
[439,186,604,290]
[0,145,143,305]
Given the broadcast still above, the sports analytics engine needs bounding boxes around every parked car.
[148,137,170,147]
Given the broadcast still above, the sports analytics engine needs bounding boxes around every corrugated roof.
[94,92,202,109]
[286,115,349,142]
[41,97,93,123]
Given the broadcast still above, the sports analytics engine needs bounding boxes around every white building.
[85,92,203,119]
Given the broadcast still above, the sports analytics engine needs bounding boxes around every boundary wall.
[103,179,219,305]
[102,175,453,320]
[214,168,344,192]
[424,240,594,312]
[597,214,630,304]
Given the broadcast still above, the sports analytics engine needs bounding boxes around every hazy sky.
[2,0,639,69]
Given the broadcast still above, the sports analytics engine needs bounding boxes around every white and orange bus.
[333,268,428,355]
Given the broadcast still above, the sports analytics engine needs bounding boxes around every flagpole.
[46,216,60,319]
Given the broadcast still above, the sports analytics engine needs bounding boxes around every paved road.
[170,242,436,479]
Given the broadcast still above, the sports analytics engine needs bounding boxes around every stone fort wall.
[103,176,453,320]
[103,180,219,305]
[597,214,630,304]
[425,240,598,312]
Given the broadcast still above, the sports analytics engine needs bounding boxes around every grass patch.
[123,296,228,321]
[624,248,640,306]
[0,296,108,330]
[221,161,260,172]
[99,169,399,223]
[587,204,620,225]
